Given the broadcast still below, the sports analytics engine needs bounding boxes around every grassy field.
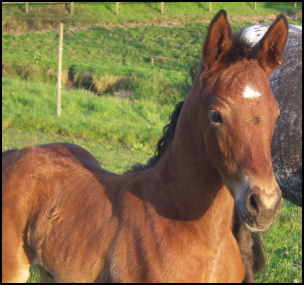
[2,2,302,33]
[3,77,176,153]
[2,2,302,103]
[2,2,302,283]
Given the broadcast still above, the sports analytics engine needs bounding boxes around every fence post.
[116,2,119,15]
[294,2,297,7]
[254,2,256,10]
[209,2,212,12]
[25,2,29,13]
[161,2,164,14]
[70,2,74,15]
[57,23,64,117]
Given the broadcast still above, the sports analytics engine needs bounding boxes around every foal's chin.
[243,223,270,233]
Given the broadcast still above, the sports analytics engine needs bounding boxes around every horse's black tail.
[252,232,266,273]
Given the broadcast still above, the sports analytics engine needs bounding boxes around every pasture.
[2,2,302,283]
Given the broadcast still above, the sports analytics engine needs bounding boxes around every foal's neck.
[150,77,234,234]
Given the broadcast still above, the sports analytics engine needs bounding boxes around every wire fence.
[2,2,74,14]
[5,2,298,15]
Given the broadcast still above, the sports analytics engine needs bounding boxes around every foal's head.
[199,10,288,232]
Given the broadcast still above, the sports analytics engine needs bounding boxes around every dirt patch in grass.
[66,66,135,96]
[2,60,135,97]
[2,61,46,81]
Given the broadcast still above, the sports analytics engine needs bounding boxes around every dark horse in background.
[135,22,302,282]
[2,11,288,282]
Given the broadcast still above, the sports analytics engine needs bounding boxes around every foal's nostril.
[248,193,259,215]
[250,195,258,210]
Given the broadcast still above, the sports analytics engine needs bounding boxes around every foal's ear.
[201,10,233,76]
[253,15,288,75]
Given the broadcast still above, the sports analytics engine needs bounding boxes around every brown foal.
[2,10,288,282]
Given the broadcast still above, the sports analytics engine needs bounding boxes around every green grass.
[255,199,302,283]
[2,2,302,103]
[2,127,151,174]
[3,21,204,103]
[2,77,175,154]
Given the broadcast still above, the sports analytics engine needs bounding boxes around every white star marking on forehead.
[243,86,261,99]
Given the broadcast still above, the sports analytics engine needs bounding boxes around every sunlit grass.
[2,77,175,154]
[255,199,302,283]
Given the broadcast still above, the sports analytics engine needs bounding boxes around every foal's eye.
[209,110,223,124]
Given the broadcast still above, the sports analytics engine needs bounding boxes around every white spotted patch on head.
[239,24,270,47]
[243,86,261,99]
[238,23,302,48]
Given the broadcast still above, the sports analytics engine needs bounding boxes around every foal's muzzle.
[236,185,282,233]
